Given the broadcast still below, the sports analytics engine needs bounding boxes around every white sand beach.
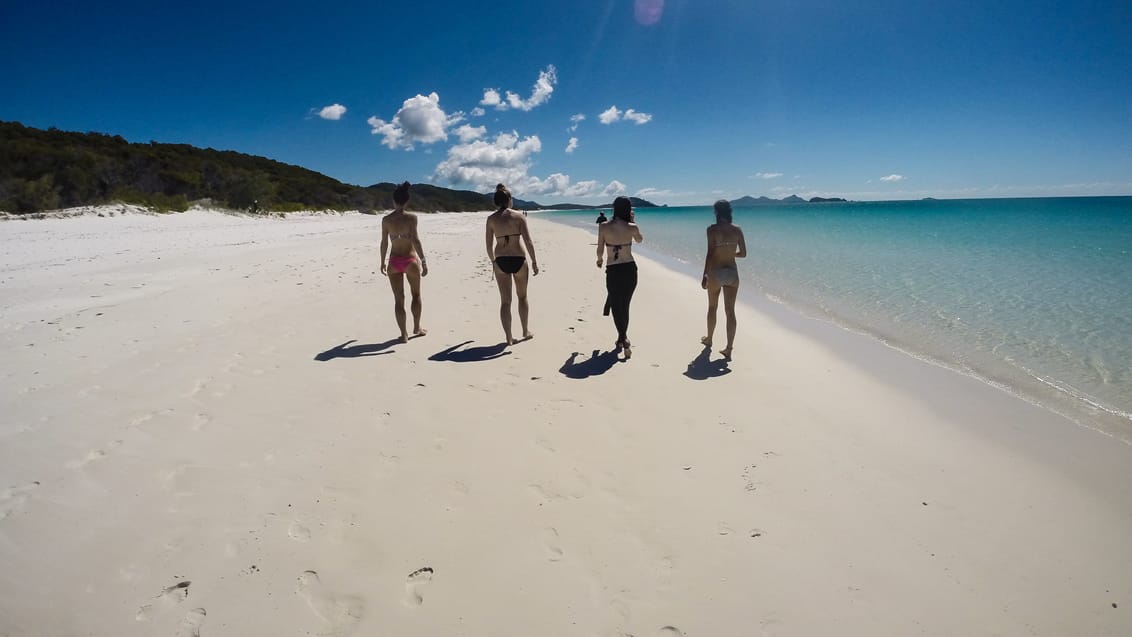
[1,208,1130,636]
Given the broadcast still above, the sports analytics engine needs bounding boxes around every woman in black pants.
[596,196,643,358]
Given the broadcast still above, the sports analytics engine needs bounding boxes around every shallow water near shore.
[542,197,1132,442]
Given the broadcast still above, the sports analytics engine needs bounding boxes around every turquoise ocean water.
[542,197,1132,441]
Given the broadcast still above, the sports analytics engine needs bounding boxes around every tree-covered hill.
[0,122,662,214]
[0,122,499,214]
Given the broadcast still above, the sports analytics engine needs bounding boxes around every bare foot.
[720,347,732,360]
[399,334,410,344]
[701,336,712,347]
[521,332,534,341]
[622,340,632,359]
[412,328,428,338]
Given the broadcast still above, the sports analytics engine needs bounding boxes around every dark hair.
[713,199,732,224]
[393,181,411,205]
[494,183,512,208]
[612,196,632,222]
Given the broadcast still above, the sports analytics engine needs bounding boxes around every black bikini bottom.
[495,256,526,274]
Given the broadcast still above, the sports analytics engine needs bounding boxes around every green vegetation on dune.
[0,122,497,214]
[0,121,663,214]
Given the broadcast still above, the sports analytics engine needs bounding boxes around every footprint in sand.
[67,440,122,469]
[174,608,207,637]
[659,627,684,636]
[543,528,564,562]
[288,520,312,542]
[404,567,434,606]
[0,481,40,521]
[136,581,192,622]
[297,570,364,636]
[162,581,192,603]
[192,413,212,431]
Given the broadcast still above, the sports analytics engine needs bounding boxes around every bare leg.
[721,284,739,359]
[405,264,426,337]
[703,279,721,347]
[388,273,409,342]
[514,263,533,340]
[494,269,515,345]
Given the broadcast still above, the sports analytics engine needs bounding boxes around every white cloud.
[431,128,619,199]
[879,174,906,182]
[600,105,652,125]
[635,187,674,198]
[480,89,502,108]
[565,137,579,153]
[455,124,487,142]
[367,92,464,150]
[318,104,347,120]
[569,113,585,131]
[604,181,627,196]
[753,172,783,179]
[481,66,558,112]
[471,107,486,117]
[623,109,652,124]
[599,106,622,124]
[508,65,557,111]
[432,131,543,191]
[523,175,606,198]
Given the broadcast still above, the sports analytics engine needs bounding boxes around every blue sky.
[2,0,1130,204]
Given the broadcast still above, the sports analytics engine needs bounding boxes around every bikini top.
[608,243,632,260]
[390,231,411,240]
[498,232,521,244]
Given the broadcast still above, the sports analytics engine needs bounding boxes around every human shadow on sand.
[314,338,401,361]
[559,349,622,379]
[683,346,731,380]
[429,340,510,362]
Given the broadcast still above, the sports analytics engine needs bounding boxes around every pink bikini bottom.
[388,255,419,274]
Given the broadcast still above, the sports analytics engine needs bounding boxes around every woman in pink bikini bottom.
[380,182,429,342]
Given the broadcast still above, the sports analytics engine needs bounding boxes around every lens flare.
[634,0,664,25]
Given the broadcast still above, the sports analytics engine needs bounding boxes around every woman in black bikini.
[702,199,747,359]
[596,196,643,358]
[379,181,429,342]
[485,183,539,345]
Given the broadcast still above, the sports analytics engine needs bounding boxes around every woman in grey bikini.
[485,183,539,345]
[701,200,747,359]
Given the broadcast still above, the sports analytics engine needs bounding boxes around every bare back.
[705,223,746,269]
[487,208,530,257]
[382,211,419,257]
[597,219,643,265]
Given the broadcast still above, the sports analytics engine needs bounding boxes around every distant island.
[515,196,661,211]
[0,121,660,214]
[730,195,847,206]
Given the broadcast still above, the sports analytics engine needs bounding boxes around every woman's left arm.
[735,227,747,258]
[410,216,428,275]
[520,218,539,276]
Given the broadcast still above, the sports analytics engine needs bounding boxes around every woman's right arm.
[485,218,495,262]
[379,220,389,274]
